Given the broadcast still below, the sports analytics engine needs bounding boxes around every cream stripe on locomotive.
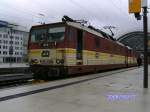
[28,48,137,66]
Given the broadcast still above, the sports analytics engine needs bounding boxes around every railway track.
[0,73,33,89]
[0,67,138,90]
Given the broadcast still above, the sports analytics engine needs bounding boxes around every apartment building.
[0,20,29,63]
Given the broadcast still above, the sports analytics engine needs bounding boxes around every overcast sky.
[0,0,149,38]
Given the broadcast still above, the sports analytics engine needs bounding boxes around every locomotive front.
[28,24,67,79]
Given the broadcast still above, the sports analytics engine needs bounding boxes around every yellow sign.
[129,0,141,13]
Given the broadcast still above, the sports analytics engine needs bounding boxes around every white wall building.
[0,20,29,63]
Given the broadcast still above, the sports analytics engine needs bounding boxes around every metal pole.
[143,6,148,88]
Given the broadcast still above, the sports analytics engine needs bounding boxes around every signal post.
[129,0,148,88]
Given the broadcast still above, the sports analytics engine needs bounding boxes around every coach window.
[94,38,100,48]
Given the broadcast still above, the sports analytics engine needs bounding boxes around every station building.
[0,20,29,63]
[118,31,150,54]
[118,31,150,63]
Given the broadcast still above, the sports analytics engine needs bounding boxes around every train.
[28,16,138,80]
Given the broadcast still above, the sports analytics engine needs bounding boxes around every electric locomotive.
[28,16,137,80]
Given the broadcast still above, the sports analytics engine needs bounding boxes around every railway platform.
[0,66,150,112]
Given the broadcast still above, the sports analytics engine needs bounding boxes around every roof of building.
[117,31,150,53]
[0,20,28,32]
[0,20,8,27]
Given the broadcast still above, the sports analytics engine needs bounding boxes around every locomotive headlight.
[56,59,61,64]
[30,58,39,64]
[60,59,64,64]
[56,59,64,64]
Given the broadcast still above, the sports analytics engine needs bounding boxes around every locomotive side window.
[94,38,100,48]
[67,27,74,41]
[48,27,65,42]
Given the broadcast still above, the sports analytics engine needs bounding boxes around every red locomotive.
[28,16,137,80]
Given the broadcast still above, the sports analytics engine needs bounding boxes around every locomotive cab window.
[48,27,65,42]
[31,29,47,42]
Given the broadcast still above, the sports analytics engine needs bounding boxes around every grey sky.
[0,0,148,38]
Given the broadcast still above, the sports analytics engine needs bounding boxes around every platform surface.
[0,66,150,112]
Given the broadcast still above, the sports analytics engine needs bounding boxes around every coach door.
[76,29,83,64]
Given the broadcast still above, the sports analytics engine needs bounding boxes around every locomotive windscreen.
[48,27,65,42]
[30,26,65,42]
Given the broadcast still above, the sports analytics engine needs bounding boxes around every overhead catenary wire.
[0,0,144,33]
[69,0,115,31]
[109,0,142,32]
[69,0,104,22]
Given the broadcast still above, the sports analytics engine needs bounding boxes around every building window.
[5,34,8,38]
[9,41,13,44]
[3,51,7,55]
[10,36,14,39]
[3,34,5,38]
[3,34,8,38]
[15,36,19,40]
[15,42,19,45]
[15,52,19,55]
[15,47,19,50]
[3,40,8,44]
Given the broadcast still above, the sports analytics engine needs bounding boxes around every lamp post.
[142,0,148,88]
[128,0,148,88]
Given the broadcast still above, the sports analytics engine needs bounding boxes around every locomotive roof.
[66,22,117,41]
[116,41,126,47]
[66,22,127,47]
[32,22,112,40]
[31,22,127,48]
[66,22,104,39]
